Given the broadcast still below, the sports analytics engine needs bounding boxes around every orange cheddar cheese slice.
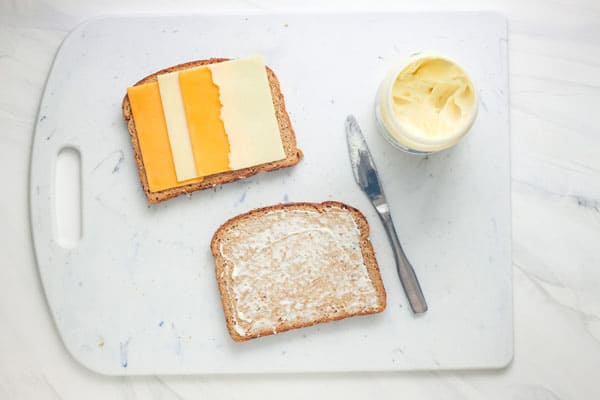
[127,82,203,192]
[179,67,231,177]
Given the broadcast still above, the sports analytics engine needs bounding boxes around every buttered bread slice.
[211,202,386,342]
[122,56,302,203]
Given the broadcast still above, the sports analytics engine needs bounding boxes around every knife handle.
[377,209,428,314]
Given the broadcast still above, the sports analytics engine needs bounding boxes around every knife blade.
[345,115,428,314]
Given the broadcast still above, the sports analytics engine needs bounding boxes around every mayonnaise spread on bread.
[218,208,380,337]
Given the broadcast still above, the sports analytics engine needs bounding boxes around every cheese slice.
[157,72,198,181]
[179,67,231,177]
[127,82,203,193]
[127,83,177,192]
[208,55,286,170]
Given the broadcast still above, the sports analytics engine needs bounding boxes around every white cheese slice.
[208,55,286,170]
[157,71,198,181]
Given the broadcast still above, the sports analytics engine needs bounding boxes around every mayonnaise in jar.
[375,52,478,154]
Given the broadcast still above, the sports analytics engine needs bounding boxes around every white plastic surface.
[30,12,511,375]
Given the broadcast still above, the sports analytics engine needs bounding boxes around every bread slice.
[122,58,303,203]
[211,201,386,342]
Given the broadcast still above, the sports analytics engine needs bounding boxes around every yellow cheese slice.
[127,82,203,192]
[157,72,198,181]
[179,67,231,177]
[208,55,286,170]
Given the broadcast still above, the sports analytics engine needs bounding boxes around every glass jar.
[375,52,479,154]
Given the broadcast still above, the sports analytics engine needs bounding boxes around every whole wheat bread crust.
[122,58,303,203]
[210,201,387,342]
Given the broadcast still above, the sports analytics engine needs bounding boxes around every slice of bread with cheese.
[122,56,302,203]
[211,201,387,342]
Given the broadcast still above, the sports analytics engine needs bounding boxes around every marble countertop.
[1,0,598,398]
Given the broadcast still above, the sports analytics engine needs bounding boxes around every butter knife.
[345,115,428,314]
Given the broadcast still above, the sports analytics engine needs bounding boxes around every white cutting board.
[30,12,511,375]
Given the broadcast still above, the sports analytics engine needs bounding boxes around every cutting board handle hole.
[55,147,82,247]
